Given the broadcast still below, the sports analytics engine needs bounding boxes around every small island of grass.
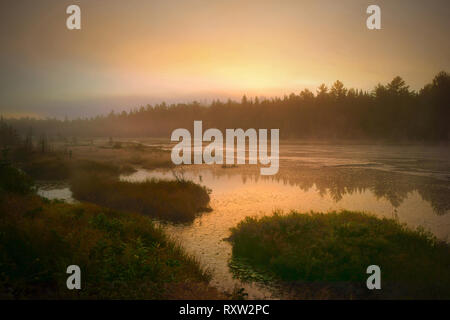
[228,211,450,299]
[70,170,211,224]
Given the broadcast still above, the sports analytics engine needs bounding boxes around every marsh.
[40,140,450,299]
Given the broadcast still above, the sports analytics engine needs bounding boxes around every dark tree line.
[0,119,52,160]
[4,71,450,141]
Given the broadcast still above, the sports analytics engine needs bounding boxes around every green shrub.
[0,194,214,299]
[19,157,70,180]
[228,211,450,299]
[70,173,211,223]
[0,164,35,195]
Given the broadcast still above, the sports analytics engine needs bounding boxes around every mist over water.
[37,142,450,298]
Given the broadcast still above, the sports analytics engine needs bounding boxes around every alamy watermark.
[171,121,279,175]
[66,265,81,290]
[366,265,381,290]
[65,5,381,31]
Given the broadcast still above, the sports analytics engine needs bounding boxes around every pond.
[38,143,450,299]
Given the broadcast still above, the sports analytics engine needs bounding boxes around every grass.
[15,142,173,181]
[18,156,136,181]
[13,146,211,223]
[0,163,35,195]
[70,171,211,223]
[70,159,136,176]
[228,210,450,299]
[0,165,221,299]
[0,144,220,299]
[19,155,71,180]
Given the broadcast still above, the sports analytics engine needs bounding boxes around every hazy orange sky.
[1,0,449,118]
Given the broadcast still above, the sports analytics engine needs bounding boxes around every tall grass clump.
[18,155,136,181]
[228,211,450,299]
[70,172,211,223]
[19,156,71,180]
[0,158,35,195]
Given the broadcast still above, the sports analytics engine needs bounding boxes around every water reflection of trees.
[201,165,449,215]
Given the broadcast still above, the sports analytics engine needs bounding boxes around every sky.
[0,0,449,118]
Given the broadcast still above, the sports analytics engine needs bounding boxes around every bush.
[0,164,35,195]
[0,194,215,299]
[70,173,211,223]
[20,157,71,180]
[228,211,450,299]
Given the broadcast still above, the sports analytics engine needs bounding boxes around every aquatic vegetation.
[19,156,71,180]
[70,171,211,223]
[0,167,219,299]
[0,163,35,195]
[228,258,275,284]
[17,156,130,181]
[228,210,450,299]
[14,142,172,181]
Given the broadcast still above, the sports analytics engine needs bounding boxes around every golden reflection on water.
[121,165,450,299]
[36,143,450,299]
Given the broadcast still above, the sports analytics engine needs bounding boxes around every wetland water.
[38,143,450,299]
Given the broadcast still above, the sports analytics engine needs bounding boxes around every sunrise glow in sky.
[1,0,449,118]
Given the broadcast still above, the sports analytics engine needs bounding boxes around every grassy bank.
[15,141,173,181]
[12,144,211,223]
[228,211,450,299]
[0,165,220,299]
[70,171,211,223]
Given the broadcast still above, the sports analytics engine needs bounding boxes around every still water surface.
[38,143,450,298]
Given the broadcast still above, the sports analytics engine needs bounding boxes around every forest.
[2,71,449,142]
